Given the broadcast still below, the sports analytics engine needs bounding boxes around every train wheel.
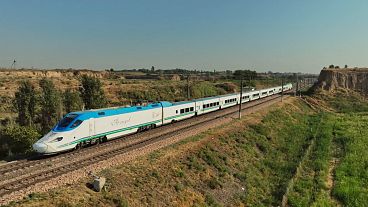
[75,143,82,150]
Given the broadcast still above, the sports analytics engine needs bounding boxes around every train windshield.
[58,114,78,128]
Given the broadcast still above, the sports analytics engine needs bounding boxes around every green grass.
[287,113,336,206]
[176,101,317,206]
[332,114,368,206]
[287,92,368,207]
[315,90,368,113]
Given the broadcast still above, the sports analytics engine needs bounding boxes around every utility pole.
[295,73,299,97]
[11,59,16,69]
[187,75,190,100]
[239,78,243,119]
[281,77,284,102]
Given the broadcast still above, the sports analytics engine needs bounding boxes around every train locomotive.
[33,83,292,154]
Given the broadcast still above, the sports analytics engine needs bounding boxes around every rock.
[313,68,368,92]
[93,177,106,192]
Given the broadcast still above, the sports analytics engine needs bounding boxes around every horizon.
[0,66,320,75]
[1,1,367,74]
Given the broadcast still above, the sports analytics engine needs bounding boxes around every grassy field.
[333,113,368,206]
[287,113,337,206]
[285,90,368,207]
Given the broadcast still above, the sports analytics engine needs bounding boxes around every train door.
[89,118,95,137]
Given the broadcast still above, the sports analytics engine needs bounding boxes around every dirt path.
[326,139,342,206]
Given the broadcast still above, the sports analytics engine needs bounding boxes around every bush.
[0,125,41,157]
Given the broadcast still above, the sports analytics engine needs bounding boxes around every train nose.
[33,142,48,153]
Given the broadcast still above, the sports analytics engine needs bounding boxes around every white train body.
[196,97,221,115]
[220,93,239,109]
[33,83,293,154]
[162,101,196,124]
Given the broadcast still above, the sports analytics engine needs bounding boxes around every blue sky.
[0,0,367,73]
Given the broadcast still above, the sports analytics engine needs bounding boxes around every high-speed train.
[33,83,292,154]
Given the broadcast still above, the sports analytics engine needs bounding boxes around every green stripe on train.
[58,119,162,148]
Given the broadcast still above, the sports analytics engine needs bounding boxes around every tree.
[14,80,37,126]
[79,75,107,110]
[345,65,348,68]
[151,66,155,72]
[39,78,62,133]
[329,65,335,69]
[233,70,257,80]
[63,88,83,113]
[0,125,40,157]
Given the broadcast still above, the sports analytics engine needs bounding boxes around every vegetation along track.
[0,94,288,204]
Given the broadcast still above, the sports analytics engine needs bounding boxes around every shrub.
[0,125,41,157]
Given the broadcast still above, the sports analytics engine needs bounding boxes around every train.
[32,83,292,154]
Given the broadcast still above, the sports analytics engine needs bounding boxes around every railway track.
[0,94,288,203]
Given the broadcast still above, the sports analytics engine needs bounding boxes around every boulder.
[93,177,106,192]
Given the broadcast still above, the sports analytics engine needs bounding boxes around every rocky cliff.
[315,68,368,92]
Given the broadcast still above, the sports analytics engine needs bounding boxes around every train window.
[190,107,194,111]
[176,110,178,114]
[180,109,184,114]
[71,120,83,128]
[185,108,189,112]
[98,112,105,116]
[58,114,78,128]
